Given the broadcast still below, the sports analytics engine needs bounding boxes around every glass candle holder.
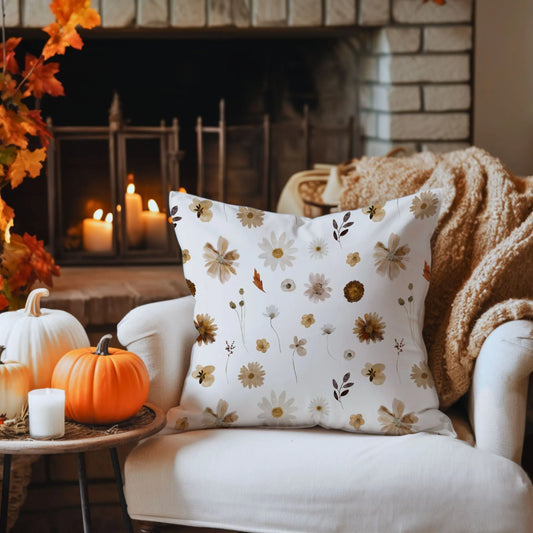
[28,388,65,439]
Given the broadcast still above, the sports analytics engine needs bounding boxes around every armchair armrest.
[468,319,533,463]
[117,296,196,413]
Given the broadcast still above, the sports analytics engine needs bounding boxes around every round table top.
[0,404,166,455]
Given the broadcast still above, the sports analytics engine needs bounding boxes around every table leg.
[109,447,133,533]
[77,452,92,533]
[0,454,11,533]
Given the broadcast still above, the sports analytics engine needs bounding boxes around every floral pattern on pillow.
[166,189,455,437]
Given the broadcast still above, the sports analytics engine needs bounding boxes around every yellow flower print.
[237,206,265,228]
[361,362,386,385]
[301,314,315,328]
[238,362,266,389]
[374,233,410,280]
[202,399,239,427]
[410,191,439,219]
[189,198,213,221]
[343,280,364,302]
[410,361,435,389]
[191,364,215,387]
[256,338,270,353]
[378,399,418,435]
[361,203,385,222]
[346,252,360,267]
[349,414,365,430]
[182,249,191,263]
[353,313,386,344]
[203,236,239,283]
[194,313,217,345]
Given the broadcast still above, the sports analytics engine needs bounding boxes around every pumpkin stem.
[24,288,50,317]
[95,334,113,355]
[0,345,4,363]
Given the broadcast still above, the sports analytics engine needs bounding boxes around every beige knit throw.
[339,146,533,409]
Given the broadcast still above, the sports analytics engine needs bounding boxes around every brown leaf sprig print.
[332,372,354,408]
[332,212,354,247]
[170,205,181,226]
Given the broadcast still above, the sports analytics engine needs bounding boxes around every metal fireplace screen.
[47,99,358,265]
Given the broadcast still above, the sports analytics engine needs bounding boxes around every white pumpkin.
[0,348,31,419]
[0,288,90,390]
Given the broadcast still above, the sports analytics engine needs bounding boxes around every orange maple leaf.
[0,106,36,148]
[6,148,47,188]
[50,0,101,29]
[253,269,265,292]
[26,110,53,149]
[0,37,21,74]
[42,22,84,59]
[23,54,65,98]
[0,198,15,231]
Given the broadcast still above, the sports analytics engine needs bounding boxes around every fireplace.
[4,0,473,264]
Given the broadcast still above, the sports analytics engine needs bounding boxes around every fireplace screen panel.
[47,123,180,264]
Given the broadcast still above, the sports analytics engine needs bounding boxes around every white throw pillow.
[167,189,455,436]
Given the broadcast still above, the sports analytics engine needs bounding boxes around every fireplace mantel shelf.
[36,266,189,341]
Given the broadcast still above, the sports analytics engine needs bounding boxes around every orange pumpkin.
[51,334,150,424]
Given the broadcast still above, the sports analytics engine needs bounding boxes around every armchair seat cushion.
[124,424,533,533]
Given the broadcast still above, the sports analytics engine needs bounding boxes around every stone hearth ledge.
[34,265,189,329]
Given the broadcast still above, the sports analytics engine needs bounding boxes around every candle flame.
[105,213,113,223]
[127,183,135,194]
[93,209,104,221]
[178,187,187,193]
[4,218,13,244]
[148,199,159,213]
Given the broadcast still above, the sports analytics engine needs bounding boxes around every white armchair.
[117,295,533,533]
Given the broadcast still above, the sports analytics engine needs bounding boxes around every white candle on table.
[82,209,113,252]
[142,199,167,249]
[28,388,65,439]
[125,183,143,248]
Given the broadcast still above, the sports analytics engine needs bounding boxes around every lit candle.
[82,209,113,252]
[28,388,65,439]
[142,199,167,249]
[125,182,143,248]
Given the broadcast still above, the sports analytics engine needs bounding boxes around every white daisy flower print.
[308,238,328,259]
[258,232,297,271]
[410,191,439,219]
[257,391,297,426]
[304,273,332,303]
[308,397,330,422]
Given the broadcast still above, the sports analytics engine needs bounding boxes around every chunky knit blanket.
[339,147,533,408]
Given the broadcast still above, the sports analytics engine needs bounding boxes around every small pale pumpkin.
[51,334,150,424]
[0,288,90,389]
[0,347,31,419]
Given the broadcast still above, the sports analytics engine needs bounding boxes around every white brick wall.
[171,0,206,27]
[138,0,168,27]
[360,85,421,112]
[373,27,421,53]
[381,54,470,83]
[393,0,473,24]
[253,0,287,26]
[424,85,471,111]
[102,0,135,27]
[359,0,390,26]
[424,26,472,52]
[378,113,469,141]
[289,0,322,27]
[325,0,356,26]
[23,0,53,27]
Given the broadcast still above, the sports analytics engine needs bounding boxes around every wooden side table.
[0,404,165,533]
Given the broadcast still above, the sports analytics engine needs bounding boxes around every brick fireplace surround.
[5,1,474,532]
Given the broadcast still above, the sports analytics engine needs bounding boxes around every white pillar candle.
[82,209,113,252]
[125,183,143,248]
[28,388,65,439]
[141,199,167,249]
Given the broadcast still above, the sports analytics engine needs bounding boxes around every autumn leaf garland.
[0,0,101,232]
